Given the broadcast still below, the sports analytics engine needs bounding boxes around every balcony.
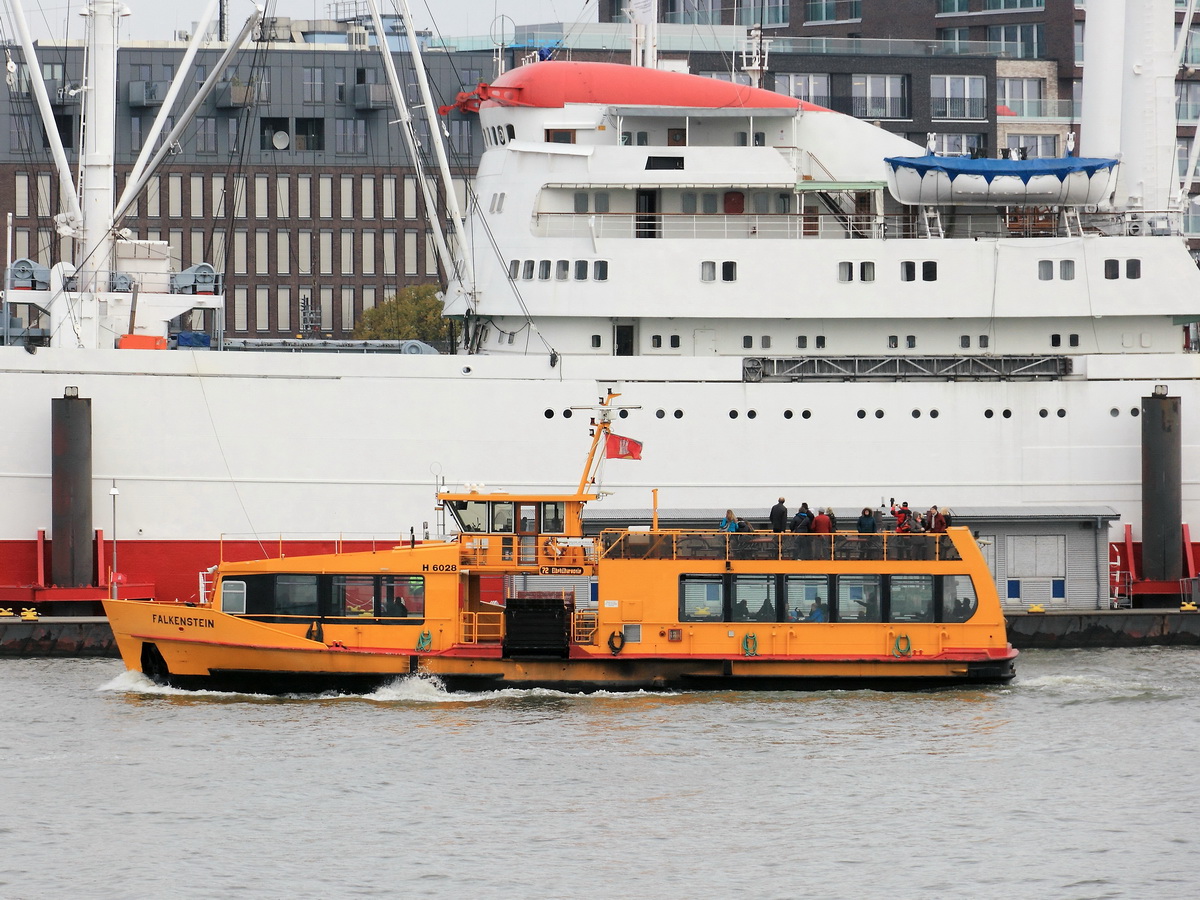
[997,98,1075,119]
[128,81,168,106]
[353,82,390,110]
[931,97,988,119]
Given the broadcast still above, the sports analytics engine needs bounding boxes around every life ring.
[742,633,758,657]
[607,630,626,655]
[892,634,913,658]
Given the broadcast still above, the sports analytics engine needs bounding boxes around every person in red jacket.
[811,507,832,559]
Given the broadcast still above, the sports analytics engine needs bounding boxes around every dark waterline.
[1,649,1196,899]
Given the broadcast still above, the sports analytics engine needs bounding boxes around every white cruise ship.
[0,1,1196,608]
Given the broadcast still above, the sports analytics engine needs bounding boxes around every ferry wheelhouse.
[103,396,1017,693]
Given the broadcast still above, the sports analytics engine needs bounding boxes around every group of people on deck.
[721,499,951,535]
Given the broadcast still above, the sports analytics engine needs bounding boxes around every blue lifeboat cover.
[883,155,1118,185]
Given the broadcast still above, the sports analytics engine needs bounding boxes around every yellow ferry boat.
[104,394,1017,693]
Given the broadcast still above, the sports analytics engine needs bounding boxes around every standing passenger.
[720,509,739,532]
[857,508,878,533]
[770,497,788,533]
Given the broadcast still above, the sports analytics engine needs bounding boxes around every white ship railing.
[532,210,1184,241]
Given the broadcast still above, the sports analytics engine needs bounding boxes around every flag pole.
[576,390,619,495]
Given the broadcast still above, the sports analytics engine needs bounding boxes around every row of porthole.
[546,407,1146,420]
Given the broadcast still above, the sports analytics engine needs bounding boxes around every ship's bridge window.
[275,575,319,617]
[220,580,247,614]
[542,501,565,534]
[451,500,489,532]
[546,129,576,144]
[680,575,725,622]
[491,501,515,533]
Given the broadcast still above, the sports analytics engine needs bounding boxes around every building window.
[996,77,1044,117]
[937,0,968,11]
[984,0,1044,8]
[776,73,830,106]
[295,118,324,151]
[805,0,837,23]
[1007,134,1057,158]
[302,67,324,103]
[932,133,985,156]
[851,74,908,119]
[736,0,788,27]
[930,75,986,119]
[195,117,217,153]
[988,23,1044,59]
[335,119,366,154]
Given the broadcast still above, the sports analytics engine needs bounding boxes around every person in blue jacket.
[719,509,738,532]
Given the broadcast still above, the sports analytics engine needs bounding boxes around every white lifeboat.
[884,155,1118,206]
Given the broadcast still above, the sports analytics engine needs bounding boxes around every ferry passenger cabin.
[104,487,1016,694]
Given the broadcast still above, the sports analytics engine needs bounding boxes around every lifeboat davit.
[884,155,1118,206]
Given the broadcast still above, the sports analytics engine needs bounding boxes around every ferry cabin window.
[572,260,589,281]
[521,260,534,280]
[546,129,576,144]
[702,193,719,214]
[906,335,916,349]
[701,261,716,282]
[922,261,938,281]
[670,335,681,348]
[762,336,772,349]
[890,575,934,623]
[979,334,989,348]
[735,132,748,146]
[680,576,724,622]
[901,261,916,282]
[647,156,685,170]
[786,575,828,621]
[722,261,737,282]
[594,261,609,281]
[815,335,826,349]
[743,335,754,349]
[797,336,808,349]
[1060,259,1075,280]
[944,574,978,623]
[452,500,489,532]
[836,575,882,623]
[1104,259,1119,279]
[591,334,602,348]
[682,192,697,214]
[732,575,776,623]
[1069,333,1080,347]
[1038,260,1053,281]
[1051,333,1061,347]
[506,124,515,141]
[889,335,899,349]
[621,131,632,145]
[839,261,854,282]
[960,335,971,349]
[332,575,375,615]
[221,580,247,614]
[574,192,589,213]
[1126,259,1141,279]
[276,575,319,617]
[538,260,552,280]
[652,335,662,348]
[556,260,570,280]
[860,262,875,282]
[637,132,649,146]
[595,192,610,213]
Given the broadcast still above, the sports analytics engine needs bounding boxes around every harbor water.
[1,650,1197,899]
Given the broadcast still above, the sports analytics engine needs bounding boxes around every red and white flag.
[605,432,643,460]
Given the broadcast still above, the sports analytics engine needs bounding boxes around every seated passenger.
[734,599,752,620]
[756,599,775,621]
[805,598,828,622]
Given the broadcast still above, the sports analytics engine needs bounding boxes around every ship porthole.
[874,409,884,419]
[856,410,866,419]
[1002,409,1012,419]
[1110,408,1120,417]
[801,410,812,419]
[747,409,757,419]
[461,366,472,374]
[656,409,665,419]
[544,409,554,418]
[618,409,629,418]
[930,409,939,419]
[984,409,994,418]
[674,409,683,419]
[784,409,793,419]
[729,410,739,419]
[912,409,921,418]
[1057,408,1066,418]
[1039,408,1048,418]
[562,409,573,418]
[1131,408,1140,417]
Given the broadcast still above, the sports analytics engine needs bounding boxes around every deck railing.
[600,530,961,562]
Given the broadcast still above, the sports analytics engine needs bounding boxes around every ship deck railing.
[531,209,1178,241]
[600,529,960,563]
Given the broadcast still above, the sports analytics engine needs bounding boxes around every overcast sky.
[16,1,599,43]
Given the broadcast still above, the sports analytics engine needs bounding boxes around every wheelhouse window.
[451,500,489,532]
[221,580,247,614]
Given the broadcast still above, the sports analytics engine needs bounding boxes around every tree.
[352,285,451,342]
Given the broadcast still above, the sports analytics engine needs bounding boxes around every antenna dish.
[271,131,290,150]
[490,15,515,48]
